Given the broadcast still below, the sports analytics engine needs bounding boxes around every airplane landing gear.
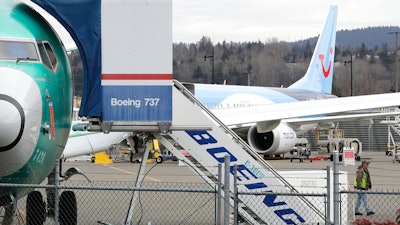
[25,190,77,225]
[22,160,85,225]
[25,160,80,225]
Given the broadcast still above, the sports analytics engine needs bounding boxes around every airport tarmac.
[65,150,400,190]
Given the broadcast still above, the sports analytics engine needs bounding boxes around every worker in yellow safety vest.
[354,160,375,216]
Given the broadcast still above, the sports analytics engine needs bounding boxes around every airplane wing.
[211,92,400,127]
[63,92,400,159]
[62,131,132,159]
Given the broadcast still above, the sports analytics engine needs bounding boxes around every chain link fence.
[2,179,400,224]
[340,190,400,225]
[236,191,328,224]
[0,181,217,225]
[3,152,400,225]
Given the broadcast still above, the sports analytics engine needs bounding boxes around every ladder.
[151,80,327,224]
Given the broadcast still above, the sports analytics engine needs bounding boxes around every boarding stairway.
[151,80,327,224]
[88,80,327,224]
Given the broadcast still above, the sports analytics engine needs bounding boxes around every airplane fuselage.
[0,1,72,201]
[185,83,336,109]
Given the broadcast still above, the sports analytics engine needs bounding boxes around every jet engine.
[247,123,298,155]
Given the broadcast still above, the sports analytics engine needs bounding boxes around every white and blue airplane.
[180,6,399,156]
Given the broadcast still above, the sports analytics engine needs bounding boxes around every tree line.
[173,36,398,97]
[69,31,399,98]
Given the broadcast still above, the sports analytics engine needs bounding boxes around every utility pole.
[389,31,399,92]
[204,47,215,84]
[344,54,353,96]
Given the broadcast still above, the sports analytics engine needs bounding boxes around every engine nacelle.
[247,123,297,155]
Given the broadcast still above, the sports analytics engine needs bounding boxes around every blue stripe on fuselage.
[191,84,336,108]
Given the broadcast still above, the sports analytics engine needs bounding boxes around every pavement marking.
[102,164,162,182]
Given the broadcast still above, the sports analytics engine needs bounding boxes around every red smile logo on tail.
[319,47,333,78]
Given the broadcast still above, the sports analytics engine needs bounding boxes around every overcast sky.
[173,0,399,43]
[39,0,399,48]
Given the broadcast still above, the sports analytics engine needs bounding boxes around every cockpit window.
[44,43,57,67]
[38,43,52,69]
[0,40,39,61]
[38,42,57,70]
[38,41,58,71]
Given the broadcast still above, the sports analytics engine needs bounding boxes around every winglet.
[289,6,338,94]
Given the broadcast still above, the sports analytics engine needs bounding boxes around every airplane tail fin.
[289,6,338,94]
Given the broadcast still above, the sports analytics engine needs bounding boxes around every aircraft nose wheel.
[26,191,45,225]
[26,190,77,225]
[59,191,77,225]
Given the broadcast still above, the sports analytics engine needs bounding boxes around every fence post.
[326,166,331,224]
[233,164,238,225]
[224,154,230,225]
[333,150,340,225]
[54,160,60,225]
[216,163,222,225]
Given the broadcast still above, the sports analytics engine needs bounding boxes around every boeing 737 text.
[110,97,161,108]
